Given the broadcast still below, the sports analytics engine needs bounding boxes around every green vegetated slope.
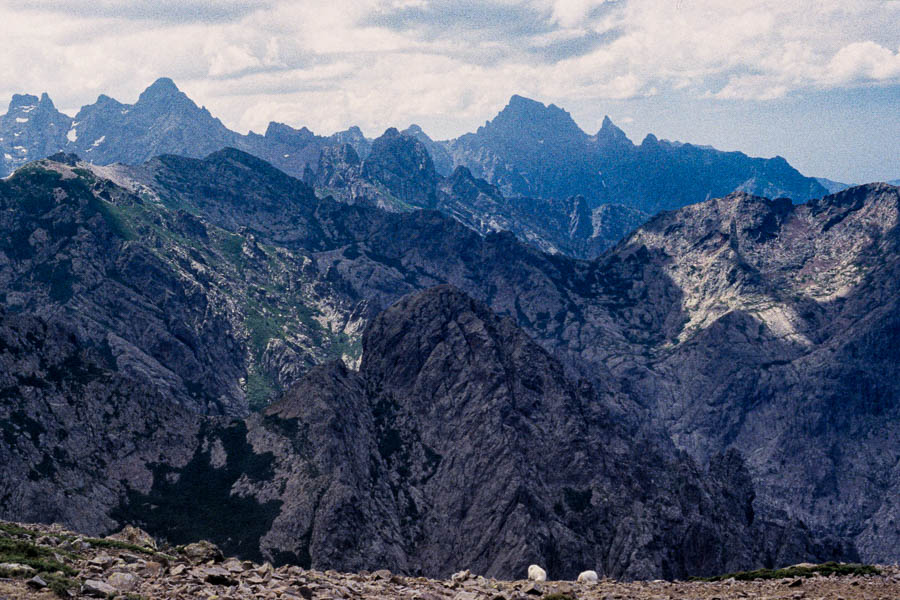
[0,154,363,416]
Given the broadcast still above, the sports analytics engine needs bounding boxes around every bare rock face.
[0,148,897,575]
[362,128,439,209]
[114,286,840,580]
[0,93,72,175]
[595,184,900,563]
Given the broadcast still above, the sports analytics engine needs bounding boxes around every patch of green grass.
[0,522,36,537]
[86,194,137,241]
[245,304,283,362]
[219,232,245,267]
[246,370,279,412]
[0,536,77,577]
[692,562,880,582]
[0,535,77,595]
[81,537,156,556]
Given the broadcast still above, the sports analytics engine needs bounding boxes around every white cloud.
[825,41,900,85]
[710,75,788,101]
[0,0,897,138]
[206,44,262,77]
[547,0,607,28]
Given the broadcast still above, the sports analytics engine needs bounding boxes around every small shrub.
[82,537,156,556]
[0,522,36,537]
[692,562,880,582]
[42,572,78,597]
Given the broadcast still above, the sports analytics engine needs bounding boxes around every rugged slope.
[1,150,898,568]
[0,308,202,535]
[308,130,648,256]
[1,284,839,580]
[596,184,900,562]
[116,154,900,562]
[0,154,367,414]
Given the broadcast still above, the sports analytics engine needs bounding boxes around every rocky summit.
[0,520,896,600]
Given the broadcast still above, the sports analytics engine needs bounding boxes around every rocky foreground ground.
[0,520,897,600]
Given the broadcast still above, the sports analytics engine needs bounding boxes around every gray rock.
[577,570,598,583]
[82,579,117,597]
[182,541,224,564]
[107,572,139,591]
[0,563,36,576]
[521,582,543,595]
[106,525,157,550]
[203,565,238,586]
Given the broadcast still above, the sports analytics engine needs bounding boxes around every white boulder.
[527,564,547,582]
[577,569,599,583]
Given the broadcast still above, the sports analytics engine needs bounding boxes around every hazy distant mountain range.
[1,79,829,258]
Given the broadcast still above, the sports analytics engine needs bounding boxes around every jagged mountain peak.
[641,132,660,146]
[263,121,317,145]
[596,115,632,146]
[486,94,585,139]
[448,164,476,183]
[90,93,125,109]
[5,92,60,116]
[362,126,437,208]
[330,126,371,159]
[8,93,39,109]
[360,284,568,407]
[401,123,437,144]
[137,76,183,102]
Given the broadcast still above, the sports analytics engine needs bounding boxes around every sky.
[0,0,898,183]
